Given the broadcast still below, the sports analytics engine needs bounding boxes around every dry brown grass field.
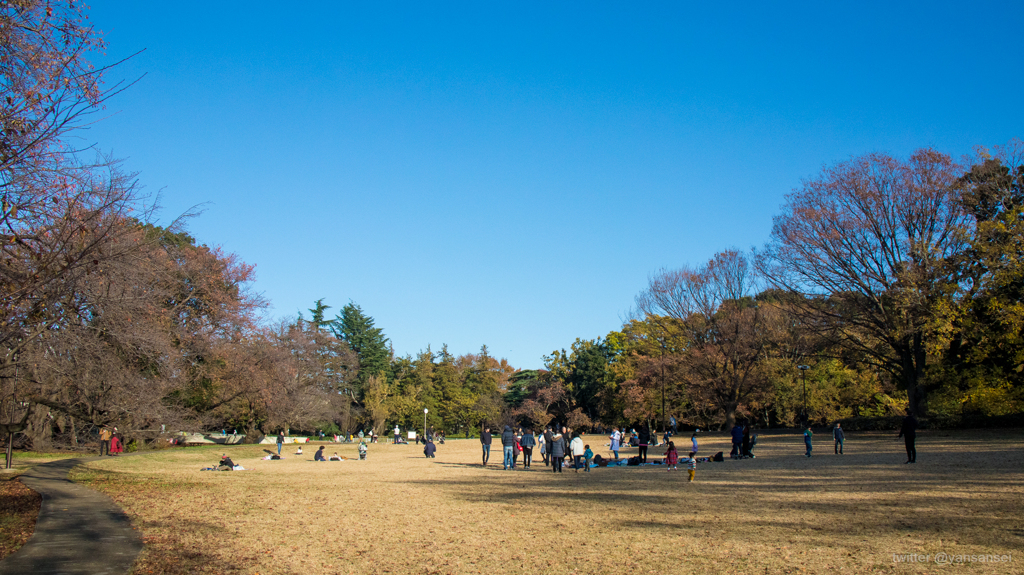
[67,429,1023,575]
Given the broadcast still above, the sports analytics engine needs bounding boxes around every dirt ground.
[67,429,1023,575]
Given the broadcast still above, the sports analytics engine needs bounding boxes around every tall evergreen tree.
[331,302,391,385]
[306,299,332,332]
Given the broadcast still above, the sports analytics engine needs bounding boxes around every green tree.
[331,303,391,387]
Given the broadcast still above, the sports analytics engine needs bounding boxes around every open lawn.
[67,429,1023,575]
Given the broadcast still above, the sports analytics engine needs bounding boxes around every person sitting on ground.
[295,446,303,455]
[314,446,326,461]
[424,438,436,458]
[329,452,343,461]
[218,454,235,471]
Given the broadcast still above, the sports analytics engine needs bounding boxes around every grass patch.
[71,431,1024,574]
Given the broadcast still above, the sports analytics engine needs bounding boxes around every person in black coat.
[550,430,566,473]
[637,425,651,463]
[480,427,492,466]
[501,425,516,470]
[898,409,918,463]
[520,429,536,469]
[314,446,326,461]
[423,439,436,458]
[543,427,553,466]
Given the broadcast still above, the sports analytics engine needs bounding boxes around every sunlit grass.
[71,430,1024,575]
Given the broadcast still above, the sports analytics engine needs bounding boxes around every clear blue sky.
[84,2,1023,369]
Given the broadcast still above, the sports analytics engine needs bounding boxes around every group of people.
[312,446,347,461]
[729,423,756,459]
[801,408,918,463]
[661,441,698,481]
[480,425,602,474]
[98,426,124,456]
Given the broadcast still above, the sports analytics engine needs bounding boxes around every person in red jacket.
[664,441,678,471]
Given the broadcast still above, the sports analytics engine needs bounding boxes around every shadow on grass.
[403,444,1024,551]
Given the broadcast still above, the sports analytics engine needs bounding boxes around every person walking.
[276,430,285,455]
[480,427,492,466]
[98,426,112,456]
[501,425,516,470]
[109,428,123,455]
[550,429,566,473]
[637,425,651,463]
[804,426,813,457]
[520,428,536,470]
[833,423,845,454]
[610,427,622,460]
[691,430,698,455]
[898,409,918,463]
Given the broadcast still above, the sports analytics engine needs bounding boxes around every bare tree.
[760,149,970,414]
[635,250,779,429]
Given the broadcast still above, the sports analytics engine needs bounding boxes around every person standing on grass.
[833,423,845,455]
[664,441,678,471]
[583,445,593,472]
[99,426,112,456]
[570,433,585,472]
[110,428,123,455]
[550,429,566,473]
[512,432,522,469]
[501,425,516,470]
[610,427,622,460]
[393,425,401,445]
[730,423,744,458]
[804,426,813,457]
[691,430,698,455]
[480,427,492,466]
[521,428,536,470]
[686,452,697,482]
[543,426,553,466]
[276,431,285,455]
[898,409,917,464]
[638,425,651,463]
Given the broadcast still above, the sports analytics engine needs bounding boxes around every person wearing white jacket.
[570,434,585,473]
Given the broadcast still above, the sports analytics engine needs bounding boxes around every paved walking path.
[0,456,143,575]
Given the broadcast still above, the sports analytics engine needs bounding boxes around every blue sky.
[84,2,1023,369]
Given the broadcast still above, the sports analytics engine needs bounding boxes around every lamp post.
[797,365,810,425]
[423,408,429,441]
